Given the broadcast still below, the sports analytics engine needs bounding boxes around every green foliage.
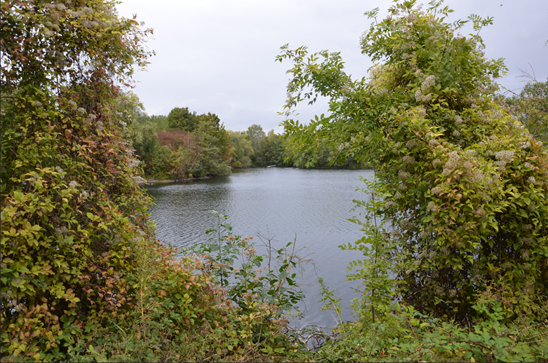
[167,107,199,132]
[229,131,254,168]
[313,284,548,362]
[1,0,154,360]
[192,211,307,316]
[278,0,548,322]
[505,78,548,143]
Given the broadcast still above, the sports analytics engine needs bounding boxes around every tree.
[247,124,266,154]
[278,0,548,322]
[229,131,254,168]
[167,106,199,132]
[1,0,153,359]
[505,77,548,143]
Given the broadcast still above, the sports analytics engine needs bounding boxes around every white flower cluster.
[398,170,410,179]
[55,226,69,235]
[402,155,416,164]
[421,75,436,91]
[452,130,460,137]
[520,237,533,246]
[69,180,78,188]
[81,190,89,199]
[455,116,463,125]
[417,107,426,116]
[394,192,403,199]
[337,142,350,151]
[398,183,407,190]
[444,151,461,170]
[470,169,484,183]
[414,89,432,103]
[406,140,417,149]
[96,121,104,132]
[527,176,536,185]
[45,3,66,11]
[384,200,397,209]
[84,114,96,125]
[494,150,514,171]
[431,186,442,195]
[128,159,140,169]
[519,141,531,149]
[474,208,486,218]
[428,139,439,147]
[427,202,440,213]
[68,100,77,108]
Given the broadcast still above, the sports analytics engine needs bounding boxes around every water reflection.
[145,168,374,329]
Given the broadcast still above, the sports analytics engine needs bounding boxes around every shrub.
[278,0,548,322]
[1,0,153,360]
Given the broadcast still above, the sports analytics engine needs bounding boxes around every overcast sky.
[117,0,548,133]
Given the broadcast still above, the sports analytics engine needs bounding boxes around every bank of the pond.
[139,176,212,185]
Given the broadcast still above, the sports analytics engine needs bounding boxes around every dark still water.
[145,167,374,329]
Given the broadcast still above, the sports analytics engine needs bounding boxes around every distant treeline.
[117,92,369,180]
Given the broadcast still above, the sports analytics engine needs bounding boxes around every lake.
[144,167,375,329]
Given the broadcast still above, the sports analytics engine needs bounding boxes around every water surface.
[145,167,374,328]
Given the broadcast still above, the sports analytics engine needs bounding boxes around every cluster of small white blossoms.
[68,100,77,109]
[428,139,439,147]
[402,155,416,165]
[417,107,426,117]
[470,169,484,183]
[337,142,350,151]
[455,115,463,125]
[520,237,533,246]
[527,176,536,185]
[494,150,514,171]
[406,140,417,149]
[69,180,78,188]
[96,121,104,132]
[477,111,488,124]
[84,114,96,125]
[519,141,531,149]
[384,200,397,209]
[427,202,440,213]
[398,183,407,190]
[421,75,436,90]
[398,170,410,179]
[474,208,486,218]
[444,151,461,170]
[55,226,69,235]
[128,159,140,169]
[431,186,442,195]
[55,166,65,178]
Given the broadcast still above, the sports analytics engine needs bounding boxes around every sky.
[116,0,548,133]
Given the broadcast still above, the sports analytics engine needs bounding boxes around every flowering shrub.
[1,0,154,360]
[278,0,548,322]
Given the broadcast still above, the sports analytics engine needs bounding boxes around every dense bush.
[278,0,548,323]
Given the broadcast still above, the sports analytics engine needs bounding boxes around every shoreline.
[139,176,212,186]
